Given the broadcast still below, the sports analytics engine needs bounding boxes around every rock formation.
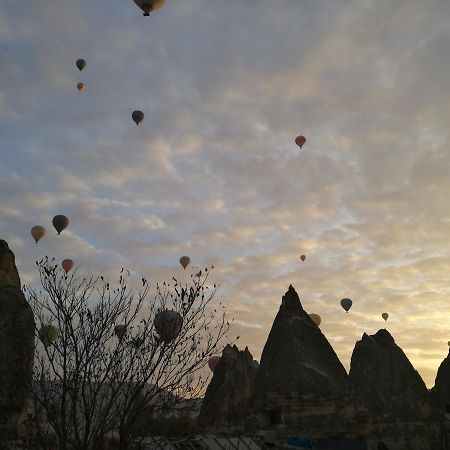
[248,285,360,437]
[431,349,450,414]
[350,329,440,449]
[198,344,259,429]
[0,240,35,438]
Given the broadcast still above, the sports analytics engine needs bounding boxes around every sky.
[1,0,450,388]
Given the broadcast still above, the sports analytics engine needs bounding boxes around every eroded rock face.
[350,329,440,450]
[198,344,259,429]
[0,241,35,437]
[0,240,21,289]
[431,349,450,414]
[254,285,349,401]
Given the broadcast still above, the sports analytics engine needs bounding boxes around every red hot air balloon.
[300,255,306,262]
[295,135,307,149]
[76,59,86,71]
[154,310,182,343]
[132,110,144,125]
[62,259,74,273]
[52,215,69,235]
[208,356,221,372]
[179,256,190,269]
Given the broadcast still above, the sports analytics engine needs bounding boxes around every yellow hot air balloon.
[31,226,46,243]
[382,312,389,322]
[39,325,59,348]
[179,256,190,269]
[309,313,321,327]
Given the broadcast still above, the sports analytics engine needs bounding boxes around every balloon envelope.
[132,110,144,125]
[31,226,46,243]
[382,312,389,322]
[309,313,321,327]
[208,356,221,372]
[62,259,74,273]
[77,82,85,92]
[39,325,59,348]
[52,215,69,235]
[179,256,190,269]
[76,59,86,71]
[154,310,182,343]
[300,255,306,262]
[295,135,307,148]
[340,298,352,313]
[133,0,166,15]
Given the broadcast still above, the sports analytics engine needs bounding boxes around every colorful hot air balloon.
[295,135,307,149]
[300,255,306,262]
[76,59,86,71]
[132,110,144,125]
[340,298,352,313]
[39,324,59,348]
[114,324,127,341]
[31,226,46,243]
[309,313,321,327]
[154,310,182,343]
[208,356,221,372]
[77,82,85,92]
[133,0,166,16]
[52,215,69,235]
[382,312,389,322]
[179,256,190,269]
[62,259,74,273]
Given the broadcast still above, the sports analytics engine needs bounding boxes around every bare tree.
[24,258,230,450]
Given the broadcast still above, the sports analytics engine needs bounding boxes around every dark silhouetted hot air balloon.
[300,255,306,262]
[77,82,85,92]
[295,135,307,149]
[340,298,352,313]
[208,356,221,372]
[114,324,127,341]
[179,256,190,269]
[132,110,144,125]
[309,313,321,326]
[62,259,74,273]
[154,310,182,343]
[52,215,69,235]
[31,226,46,243]
[76,59,86,71]
[133,0,166,16]
[382,312,389,322]
[39,324,59,348]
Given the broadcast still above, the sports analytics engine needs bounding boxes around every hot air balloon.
[179,256,190,270]
[52,215,69,235]
[154,310,182,343]
[114,324,127,341]
[300,255,306,262]
[62,259,74,274]
[309,313,321,327]
[295,135,307,149]
[340,298,352,313]
[208,356,221,372]
[76,59,86,71]
[77,82,85,92]
[132,110,144,125]
[382,312,389,322]
[133,0,166,16]
[39,324,59,348]
[31,226,46,243]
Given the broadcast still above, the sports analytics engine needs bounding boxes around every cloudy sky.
[2,0,450,387]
